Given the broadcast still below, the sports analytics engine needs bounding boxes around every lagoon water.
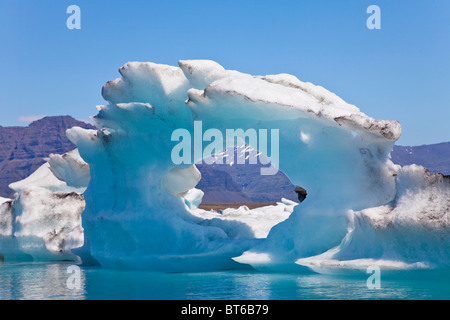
[0,262,449,300]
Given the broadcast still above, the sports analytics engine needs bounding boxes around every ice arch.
[66,60,445,272]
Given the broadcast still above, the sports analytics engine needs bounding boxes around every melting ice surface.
[0,60,449,275]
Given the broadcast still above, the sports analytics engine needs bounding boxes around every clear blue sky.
[0,0,449,146]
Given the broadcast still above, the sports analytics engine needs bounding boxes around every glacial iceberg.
[61,59,448,272]
[2,59,448,272]
[0,150,87,262]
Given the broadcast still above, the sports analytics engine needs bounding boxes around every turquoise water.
[0,262,449,300]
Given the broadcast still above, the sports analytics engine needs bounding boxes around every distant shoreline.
[198,202,279,211]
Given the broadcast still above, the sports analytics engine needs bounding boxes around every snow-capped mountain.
[196,144,298,203]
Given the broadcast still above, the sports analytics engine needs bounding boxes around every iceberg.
[0,149,87,262]
[65,59,448,272]
[3,59,448,272]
